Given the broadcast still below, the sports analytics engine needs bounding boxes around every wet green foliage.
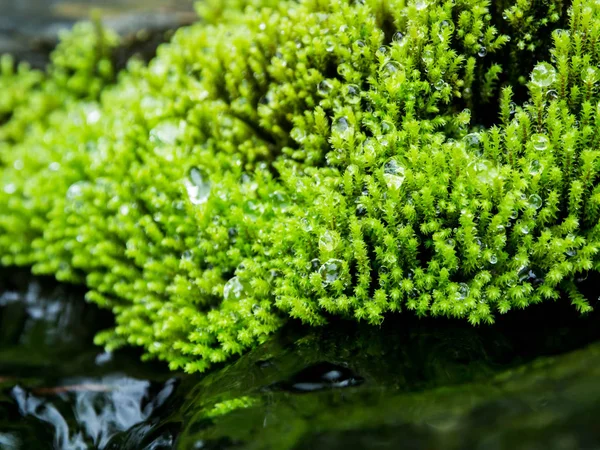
[1,0,600,372]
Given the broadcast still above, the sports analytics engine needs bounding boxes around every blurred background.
[0,0,195,67]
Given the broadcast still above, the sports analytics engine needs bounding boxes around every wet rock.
[267,362,364,393]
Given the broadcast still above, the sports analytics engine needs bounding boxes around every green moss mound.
[1,0,599,372]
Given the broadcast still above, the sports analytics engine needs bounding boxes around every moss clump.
[1,0,600,372]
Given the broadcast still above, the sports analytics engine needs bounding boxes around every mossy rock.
[1,0,600,373]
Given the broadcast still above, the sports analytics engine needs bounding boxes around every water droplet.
[333,116,352,138]
[435,80,448,91]
[377,46,389,55]
[546,90,558,100]
[149,120,181,146]
[290,127,307,143]
[224,276,245,301]
[3,183,16,194]
[529,194,543,210]
[488,254,498,264]
[421,49,434,66]
[319,259,343,285]
[464,133,481,148]
[509,102,517,115]
[469,160,499,184]
[319,230,337,252]
[478,47,487,57]
[382,60,402,76]
[356,204,367,216]
[393,31,404,43]
[381,120,394,133]
[456,283,470,300]
[529,159,542,175]
[383,158,406,190]
[185,166,211,205]
[325,39,335,52]
[415,0,428,11]
[566,248,577,257]
[86,108,101,124]
[532,134,549,151]
[269,190,289,210]
[346,84,361,104]
[362,138,377,158]
[446,238,455,247]
[440,20,452,30]
[66,181,86,200]
[531,63,557,88]
[354,40,366,48]
[317,80,333,96]
[520,225,530,234]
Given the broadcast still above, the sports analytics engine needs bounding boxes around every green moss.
[1,0,600,372]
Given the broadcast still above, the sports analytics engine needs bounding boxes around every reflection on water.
[11,377,175,450]
[1,269,600,449]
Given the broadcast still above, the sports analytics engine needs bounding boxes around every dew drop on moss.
[434,80,448,91]
[317,80,333,96]
[456,283,469,300]
[532,134,549,151]
[333,116,352,137]
[477,47,487,57]
[383,158,406,190]
[290,127,307,143]
[531,63,557,88]
[149,120,181,146]
[185,167,211,205]
[346,84,361,104]
[529,194,543,210]
[529,159,542,175]
[392,32,404,43]
[319,259,343,285]
[224,276,245,301]
[546,90,558,100]
[463,133,481,148]
[382,61,402,76]
[488,254,498,264]
[3,183,16,194]
[319,230,337,253]
[415,0,428,10]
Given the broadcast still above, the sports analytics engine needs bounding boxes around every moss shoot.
[1,0,600,372]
